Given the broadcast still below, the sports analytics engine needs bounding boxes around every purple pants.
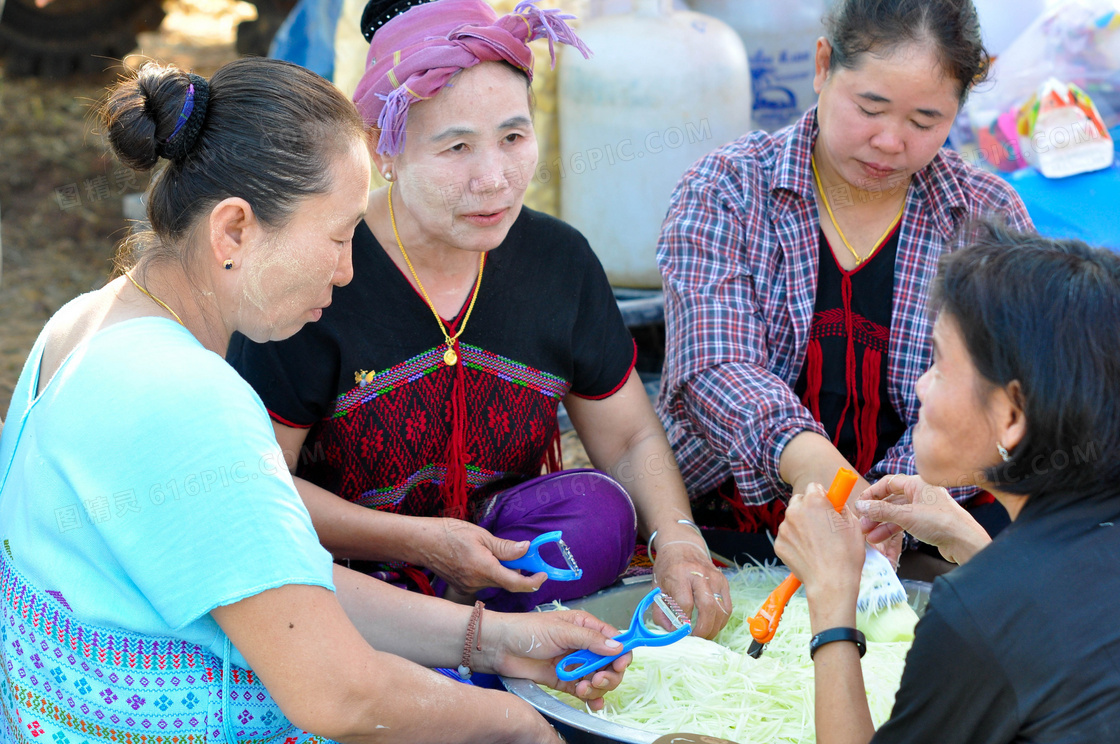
[467,469,637,612]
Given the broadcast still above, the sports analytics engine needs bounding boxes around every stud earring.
[223,259,234,270]
[384,171,394,181]
[996,442,1012,462]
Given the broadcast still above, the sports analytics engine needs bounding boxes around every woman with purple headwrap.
[229,0,732,638]
[1,56,627,744]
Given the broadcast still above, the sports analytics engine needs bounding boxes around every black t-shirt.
[227,207,635,518]
[794,227,906,474]
[873,490,1120,743]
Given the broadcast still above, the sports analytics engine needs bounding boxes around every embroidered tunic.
[228,207,636,520]
[793,227,907,475]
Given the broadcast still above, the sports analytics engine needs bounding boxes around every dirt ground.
[0,69,132,415]
[0,0,592,464]
[0,0,252,415]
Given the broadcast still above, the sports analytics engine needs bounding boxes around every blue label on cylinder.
[750,47,815,131]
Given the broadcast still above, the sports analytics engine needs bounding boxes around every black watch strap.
[809,627,867,660]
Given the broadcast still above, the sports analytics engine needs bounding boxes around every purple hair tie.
[165,83,196,143]
[157,74,210,161]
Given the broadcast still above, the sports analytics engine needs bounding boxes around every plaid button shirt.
[656,107,1033,506]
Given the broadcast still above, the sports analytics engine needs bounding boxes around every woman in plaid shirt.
[656,0,1032,562]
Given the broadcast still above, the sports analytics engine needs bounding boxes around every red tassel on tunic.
[718,485,788,535]
[802,273,886,476]
[858,348,882,474]
[832,274,859,452]
[801,339,824,421]
[400,566,437,596]
[544,424,563,474]
[441,341,470,520]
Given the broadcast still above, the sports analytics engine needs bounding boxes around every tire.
[0,0,164,78]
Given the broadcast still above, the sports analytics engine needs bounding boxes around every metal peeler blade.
[555,587,692,682]
[500,530,584,581]
[556,537,581,574]
[654,591,690,630]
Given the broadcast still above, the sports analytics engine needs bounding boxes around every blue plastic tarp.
[1001,126,1120,252]
[268,0,345,80]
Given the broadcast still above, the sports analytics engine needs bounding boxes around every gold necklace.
[126,271,186,327]
[388,181,484,366]
[811,155,906,266]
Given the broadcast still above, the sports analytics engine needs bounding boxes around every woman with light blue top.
[0,57,628,744]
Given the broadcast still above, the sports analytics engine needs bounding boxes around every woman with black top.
[228,0,732,638]
[775,222,1120,743]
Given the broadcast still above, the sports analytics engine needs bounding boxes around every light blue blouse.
[0,316,334,667]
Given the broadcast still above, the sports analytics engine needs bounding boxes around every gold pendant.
[444,348,458,366]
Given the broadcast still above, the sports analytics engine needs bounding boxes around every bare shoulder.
[36,278,136,394]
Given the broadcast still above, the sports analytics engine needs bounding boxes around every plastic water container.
[687,0,827,132]
[557,0,751,287]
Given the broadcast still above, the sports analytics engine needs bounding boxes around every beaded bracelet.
[457,600,485,680]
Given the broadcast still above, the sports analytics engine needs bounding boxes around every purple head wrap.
[352,0,591,155]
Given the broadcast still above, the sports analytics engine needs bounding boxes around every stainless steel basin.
[501,570,931,744]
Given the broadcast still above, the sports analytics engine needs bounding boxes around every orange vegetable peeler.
[746,468,858,659]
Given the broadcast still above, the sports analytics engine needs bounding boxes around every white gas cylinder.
[556,0,751,288]
[687,0,828,132]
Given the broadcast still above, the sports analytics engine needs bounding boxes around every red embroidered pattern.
[801,295,891,475]
[301,344,570,519]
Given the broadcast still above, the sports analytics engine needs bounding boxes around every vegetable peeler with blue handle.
[555,587,692,682]
[500,530,583,581]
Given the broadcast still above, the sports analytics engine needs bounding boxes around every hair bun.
[155,73,210,162]
[102,64,211,171]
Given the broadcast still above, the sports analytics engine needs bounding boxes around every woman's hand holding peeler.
[556,588,690,682]
[482,609,632,711]
[773,482,865,633]
[650,538,732,639]
[414,517,548,596]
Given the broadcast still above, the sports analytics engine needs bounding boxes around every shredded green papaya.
[859,600,919,643]
[546,566,915,742]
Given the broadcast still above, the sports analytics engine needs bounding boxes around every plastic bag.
[953,0,1120,170]
[1017,78,1114,177]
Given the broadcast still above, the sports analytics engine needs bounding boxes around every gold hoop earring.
[996,442,1012,462]
[223,259,234,270]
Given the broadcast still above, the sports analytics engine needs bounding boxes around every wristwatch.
[809,627,867,660]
